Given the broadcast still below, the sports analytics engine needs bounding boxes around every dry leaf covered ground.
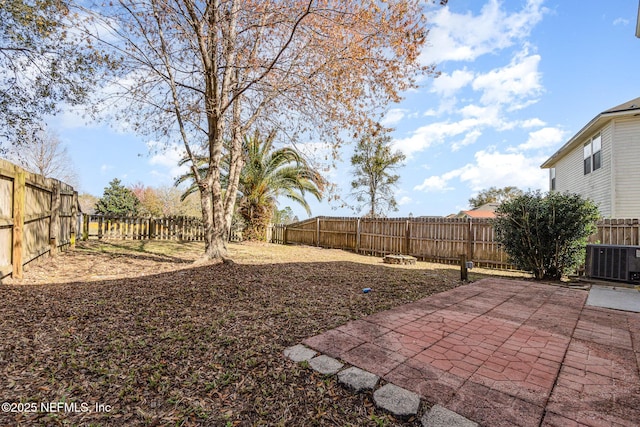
[0,240,526,426]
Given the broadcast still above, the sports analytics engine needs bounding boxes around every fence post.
[12,169,25,279]
[460,253,468,281]
[70,191,77,248]
[355,218,361,253]
[467,219,473,261]
[83,214,89,240]
[98,216,103,239]
[316,217,320,247]
[404,219,410,255]
[49,182,61,256]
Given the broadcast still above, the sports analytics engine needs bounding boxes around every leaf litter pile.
[0,240,515,426]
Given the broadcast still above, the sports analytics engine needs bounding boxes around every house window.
[583,133,602,175]
[550,168,556,190]
[583,143,591,175]
[592,134,601,171]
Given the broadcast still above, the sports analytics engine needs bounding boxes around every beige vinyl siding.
[553,123,612,216]
[612,117,640,217]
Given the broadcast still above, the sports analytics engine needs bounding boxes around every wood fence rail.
[0,158,78,279]
[272,216,640,270]
[82,215,244,242]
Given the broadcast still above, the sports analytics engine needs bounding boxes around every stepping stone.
[422,405,478,427]
[373,383,420,417]
[284,344,317,362]
[308,354,344,375]
[338,366,379,392]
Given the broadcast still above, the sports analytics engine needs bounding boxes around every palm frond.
[173,129,324,239]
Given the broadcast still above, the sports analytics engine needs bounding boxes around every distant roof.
[541,97,640,169]
[473,202,500,212]
[460,210,496,219]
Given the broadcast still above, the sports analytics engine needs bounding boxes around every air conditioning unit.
[586,244,640,283]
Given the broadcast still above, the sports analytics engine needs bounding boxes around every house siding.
[612,117,640,217]
[554,123,613,216]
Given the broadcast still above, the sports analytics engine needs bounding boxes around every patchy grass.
[0,240,525,426]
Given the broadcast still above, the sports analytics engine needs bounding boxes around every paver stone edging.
[284,343,479,426]
[337,366,379,392]
[308,354,344,375]
[422,404,479,427]
[373,383,421,417]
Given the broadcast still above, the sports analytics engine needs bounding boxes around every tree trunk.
[240,201,272,241]
[369,192,376,218]
[222,99,245,241]
[200,185,228,261]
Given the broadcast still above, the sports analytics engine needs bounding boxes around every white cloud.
[398,40,546,157]
[393,118,482,157]
[414,148,549,194]
[520,118,546,128]
[613,18,629,26]
[456,149,548,191]
[397,196,412,206]
[459,104,503,125]
[431,69,474,96]
[472,50,542,107]
[414,175,455,192]
[516,127,566,151]
[148,142,189,180]
[452,130,482,151]
[381,108,409,126]
[421,0,547,64]
[394,102,505,157]
[395,189,413,206]
[49,107,98,130]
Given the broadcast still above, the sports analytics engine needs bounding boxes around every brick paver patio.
[303,279,640,427]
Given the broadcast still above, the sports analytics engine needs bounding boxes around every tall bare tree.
[5,126,79,186]
[86,0,443,260]
[350,124,406,217]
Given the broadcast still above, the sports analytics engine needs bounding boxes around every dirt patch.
[0,240,523,426]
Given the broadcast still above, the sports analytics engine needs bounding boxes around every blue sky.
[49,0,640,219]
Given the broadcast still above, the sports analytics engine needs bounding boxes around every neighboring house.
[454,202,499,219]
[541,97,640,217]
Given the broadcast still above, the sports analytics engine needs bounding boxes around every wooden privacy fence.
[272,216,640,269]
[275,216,510,268]
[0,158,78,279]
[82,214,206,241]
[589,218,640,246]
[82,214,244,242]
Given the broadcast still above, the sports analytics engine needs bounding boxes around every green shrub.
[493,190,599,280]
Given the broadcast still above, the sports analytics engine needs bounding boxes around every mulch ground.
[0,240,522,426]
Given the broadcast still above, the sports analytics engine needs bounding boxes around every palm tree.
[175,130,325,240]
